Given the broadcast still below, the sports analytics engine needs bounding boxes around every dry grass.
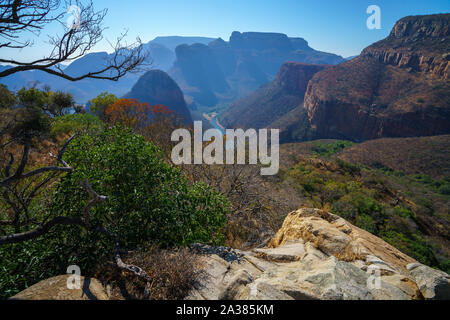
[95,248,205,300]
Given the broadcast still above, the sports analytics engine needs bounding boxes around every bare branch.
[0,0,148,81]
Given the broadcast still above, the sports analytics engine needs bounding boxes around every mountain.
[224,14,450,143]
[304,14,450,141]
[150,36,216,51]
[220,62,329,129]
[168,32,345,107]
[0,37,214,103]
[123,70,192,123]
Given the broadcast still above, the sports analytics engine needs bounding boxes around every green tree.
[88,92,118,120]
[0,84,16,109]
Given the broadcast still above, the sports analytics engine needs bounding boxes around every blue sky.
[2,0,449,62]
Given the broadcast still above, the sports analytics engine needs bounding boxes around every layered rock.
[299,14,450,142]
[221,62,329,130]
[362,14,449,80]
[188,208,450,300]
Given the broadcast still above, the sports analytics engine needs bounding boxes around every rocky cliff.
[123,70,192,123]
[221,62,329,130]
[303,14,450,141]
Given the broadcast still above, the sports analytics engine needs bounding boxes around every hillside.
[305,14,450,141]
[337,135,450,180]
[220,62,329,129]
[273,138,450,273]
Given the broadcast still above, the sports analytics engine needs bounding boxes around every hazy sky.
[1,0,449,62]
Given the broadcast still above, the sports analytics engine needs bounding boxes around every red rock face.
[303,14,450,142]
[220,62,329,130]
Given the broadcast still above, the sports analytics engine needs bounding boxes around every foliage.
[88,92,118,119]
[105,98,173,128]
[311,140,354,158]
[16,87,74,117]
[51,113,104,137]
[0,84,17,108]
[283,157,447,271]
[50,126,229,272]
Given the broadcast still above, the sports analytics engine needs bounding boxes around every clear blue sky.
[2,0,449,62]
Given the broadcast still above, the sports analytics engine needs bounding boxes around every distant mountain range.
[222,14,450,143]
[168,32,345,107]
[0,33,344,106]
[0,36,217,103]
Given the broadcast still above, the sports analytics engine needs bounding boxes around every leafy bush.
[381,228,438,268]
[0,126,229,298]
[355,214,378,234]
[0,235,69,300]
[51,126,229,272]
[51,113,104,137]
[311,140,354,158]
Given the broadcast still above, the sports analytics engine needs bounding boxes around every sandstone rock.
[269,208,415,273]
[253,240,306,262]
[10,275,109,300]
[407,263,450,300]
[237,282,295,300]
[218,270,254,300]
[187,207,449,301]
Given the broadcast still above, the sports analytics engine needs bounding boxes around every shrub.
[311,140,354,158]
[96,247,204,300]
[51,113,104,137]
[437,183,450,195]
[356,214,378,234]
[51,126,229,272]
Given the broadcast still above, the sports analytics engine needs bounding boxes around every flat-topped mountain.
[0,36,215,103]
[169,31,344,107]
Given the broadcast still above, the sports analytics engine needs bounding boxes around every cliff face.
[124,70,192,123]
[303,14,450,141]
[361,14,450,80]
[220,62,329,130]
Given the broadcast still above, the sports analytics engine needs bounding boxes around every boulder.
[9,275,109,300]
[188,208,450,300]
[407,263,450,300]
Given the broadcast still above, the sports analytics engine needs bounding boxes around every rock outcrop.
[11,208,450,300]
[223,14,450,142]
[188,208,450,300]
[9,275,109,300]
